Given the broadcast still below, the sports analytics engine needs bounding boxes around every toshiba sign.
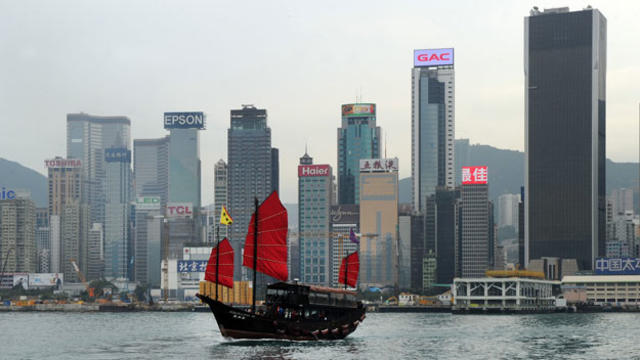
[414,48,454,67]
[298,164,330,177]
[166,203,193,218]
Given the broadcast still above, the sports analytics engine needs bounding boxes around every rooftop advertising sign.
[342,104,376,116]
[414,48,454,67]
[177,260,207,273]
[105,148,131,163]
[359,158,399,172]
[164,112,206,130]
[0,187,17,200]
[135,196,161,210]
[461,166,488,184]
[595,258,640,275]
[298,164,330,177]
[166,202,193,218]
[44,159,82,169]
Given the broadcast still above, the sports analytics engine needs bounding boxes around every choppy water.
[3,311,640,359]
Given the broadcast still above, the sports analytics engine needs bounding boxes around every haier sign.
[164,112,205,130]
[414,48,454,67]
[166,202,193,218]
[298,164,330,177]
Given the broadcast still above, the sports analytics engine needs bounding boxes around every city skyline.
[1,1,639,204]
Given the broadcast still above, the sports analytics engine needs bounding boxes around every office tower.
[497,193,520,228]
[133,137,169,283]
[426,187,460,284]
[423,250,437,291]
[359,158,399,288]
[398,214,412,290]
[104,148,132,279]
[409,213,425,291]
[288,231,300,281]
[213,159,228,242]
[454,139,470,185]
[87,223,104,280]
[228,105,273,281]
[0,196,36,272]
[460,166,490,278]
[525,7,606,270]
[66,113,131,228]
[298,153,333,286]
[610,188,634,217]
[35,207,50,273]
[412,48,455,212]
[271,148,279,194]
[330,205,359,287]
[338,104,381,205]
[518,187,525,267]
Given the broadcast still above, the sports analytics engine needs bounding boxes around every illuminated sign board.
[0,187,16,200]
[414,48,454,67]
[135,196,161,210]
[164,112,206,129]
[177,260,208,273]
[595,258,640,275]
[359,158,399,172]
[105,148,131,163]
[461,166,488,184]
[342,104,375,116]
[166,202,193,218]
[298,164,330,177]
[44,158,82,168]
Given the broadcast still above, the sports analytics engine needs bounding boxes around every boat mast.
[252,197,258,313]
[215,225,220,301]
[344,253,348,290]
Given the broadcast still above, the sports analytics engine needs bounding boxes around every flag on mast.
[220,206,233,225]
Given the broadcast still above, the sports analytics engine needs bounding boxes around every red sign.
[462,166,488,184]
[166,203,193,218]
[44,158,82,168]
[298,164,330,177]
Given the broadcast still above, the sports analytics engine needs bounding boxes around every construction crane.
[70,259,94,298]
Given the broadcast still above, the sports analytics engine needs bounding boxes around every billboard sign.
[359,158,399,172]
[298,164,330,177]
[0,187,16,200]
[461,166,488,184]
[342,104,375,116]
[177,260,208,273]
[414,48,454,67]
[166,202,193,218]
[44,158,82,169]
[28,273,63,288]
[105,148,131,163]
[164,112,206,130]
[13,274,29,290]
[330,205,359,224]
[595,258,640,275]
[135,196,161,210]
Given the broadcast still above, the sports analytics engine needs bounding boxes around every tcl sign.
[414,48,454,67]
[166,203,193,218]
[462,166,488,185]
[298,165,330,177]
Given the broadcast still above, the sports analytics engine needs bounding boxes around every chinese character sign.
[461,166,488,184]
[595,258,640,275]
[177,260,208,273]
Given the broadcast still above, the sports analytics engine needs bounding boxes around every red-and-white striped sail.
[242,191,289,281]
[204,238,234,288]
[339,251,359,288]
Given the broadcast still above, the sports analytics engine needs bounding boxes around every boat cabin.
[265,282,359,310]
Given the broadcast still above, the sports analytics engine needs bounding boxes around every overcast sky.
[1,0,638,204]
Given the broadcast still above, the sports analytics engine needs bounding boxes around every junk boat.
[196,191,365,340]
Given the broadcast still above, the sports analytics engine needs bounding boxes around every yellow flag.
[220,206,233,225]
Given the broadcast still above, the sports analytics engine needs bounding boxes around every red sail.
[243,191,289,281]
[204,238,234,288]
[339,252,359,288]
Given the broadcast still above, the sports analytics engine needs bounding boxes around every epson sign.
[414,48,454,67]
[298,165,330,177]
[163,112,205,130]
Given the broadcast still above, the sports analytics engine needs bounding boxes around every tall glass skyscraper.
[168,129,201,208]
[525,7,606,270]
[337,103,380,205]
[104,148,132,279]
[411,48,455,212]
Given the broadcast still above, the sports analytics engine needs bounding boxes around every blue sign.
[105,148,131,163]
[177,260,208,273]
[164,112,205,130]
[595,258,640,275]
[0,187,16,200]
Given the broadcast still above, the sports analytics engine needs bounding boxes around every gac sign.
[166,203,193,218]
[298,164,330,177]
[414,48,454,67]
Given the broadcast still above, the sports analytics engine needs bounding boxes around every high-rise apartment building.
[0,196,36,273]
[460,166,490,278]
[213,159,228,242]
[104,148,132,279]
[227,105,274,282]
[87,223,104,280]
[338,104,381,205]
[298,153,333,286]
[525,7,606,270]
[35,207,50,273]
[359,158,399,288]
[412,48,455,212]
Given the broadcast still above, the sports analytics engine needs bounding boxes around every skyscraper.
[104,148,132,279]
[525,7,606,270]
[460,166,490,278]
[298,153,333,286]
[35,207,50,273]
[214,159,228,242]
[330,205,359,287]
[338,103,380,205]
[227,105,274,281]
[412,48,455,212]
[0,196,36,273]
[133,137,169,204]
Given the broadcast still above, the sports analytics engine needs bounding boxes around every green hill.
[0,158,47,207]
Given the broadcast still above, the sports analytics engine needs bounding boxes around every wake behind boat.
[197,191,366,340]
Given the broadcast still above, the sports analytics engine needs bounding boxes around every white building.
[497,193,520,228]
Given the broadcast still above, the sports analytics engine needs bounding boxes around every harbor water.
[3,311,640,359]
